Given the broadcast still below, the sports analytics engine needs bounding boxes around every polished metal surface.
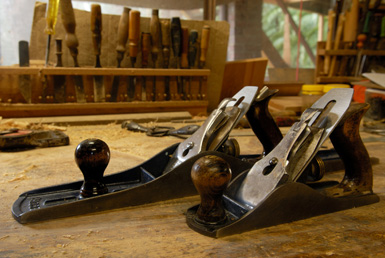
[226,88,354,208]
[164,86,259,172]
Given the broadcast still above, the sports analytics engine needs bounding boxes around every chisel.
[199,25,210,100]
[53,38,66,102]
[110,7,130,102]
[181,27,189,100]
[90,4,105,102]
[188,30,199,100]
[171,17,183,99]
[151,9,162,101]
[140,32,151,101]
[60,0,85,103]
[337,0,359,76]
[161,20,171,100]
[128,10,140,101]
[377,16,385,50]
[324,10,336,75]
[18,41,31,104]
[44,0,59,66]
[328,13,345,77]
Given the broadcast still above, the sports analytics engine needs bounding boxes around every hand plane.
[12,86,260,223]
[186,88,380,237]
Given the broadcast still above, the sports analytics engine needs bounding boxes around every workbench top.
[1,123,384,257]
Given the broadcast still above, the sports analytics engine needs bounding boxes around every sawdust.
[0,119,67,131]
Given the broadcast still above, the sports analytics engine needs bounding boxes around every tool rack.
[0,67,209,118]
[315,41,385,84]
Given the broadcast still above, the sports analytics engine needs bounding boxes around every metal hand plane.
[12,87,260,223]
[186,88,379,237]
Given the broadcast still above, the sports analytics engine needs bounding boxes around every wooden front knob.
[75,138,110,198]
[191,155,232,224]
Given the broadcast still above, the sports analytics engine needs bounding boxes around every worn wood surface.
[0,123,385,257]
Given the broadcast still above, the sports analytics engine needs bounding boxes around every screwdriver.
[44,0,60,66]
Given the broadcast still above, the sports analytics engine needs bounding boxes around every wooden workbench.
[0,123,384,257]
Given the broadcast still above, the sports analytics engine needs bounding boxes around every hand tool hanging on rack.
[199,25,210,100]
[110,7,130,102]
[365,12,383,71]
[353,0,381,76]
[11,86,259,223]
[18,41,31,104]
[171,17,183,100]
[138,32,151,101]
[53,39,66,102]
[377,16,385,50]
[181,27,190,100]
[60,0,85,103]
[44,0,59,66]
[337,0,359,76]
[186,88,379,238]
[128,10,140,101]
[188,30,199,100]
[161,20,172,100]
[151,9,164,101]
[90,4,105,102]
[323,9,336,75]
[328,12,345,77]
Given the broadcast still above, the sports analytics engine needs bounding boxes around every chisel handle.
[55,38,63,67]
[199,25,210,68]
[171,17,182,67]
[161,20,171,68]
[19,41,30,67]
[129,10,141,66]
[141,32,151,68]
[91,4,102,66]
[181,27,189,68]
[150,9,160,66]
[188,30,198,68]
[60,0,79,66]
[116,7,130,66]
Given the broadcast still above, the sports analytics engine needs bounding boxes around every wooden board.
[0,124,385,257]
[220,58,268,100]
[0,101,208,118]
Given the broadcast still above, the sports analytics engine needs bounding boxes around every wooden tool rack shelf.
[315,41,385,84]
[0,67,210,118]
